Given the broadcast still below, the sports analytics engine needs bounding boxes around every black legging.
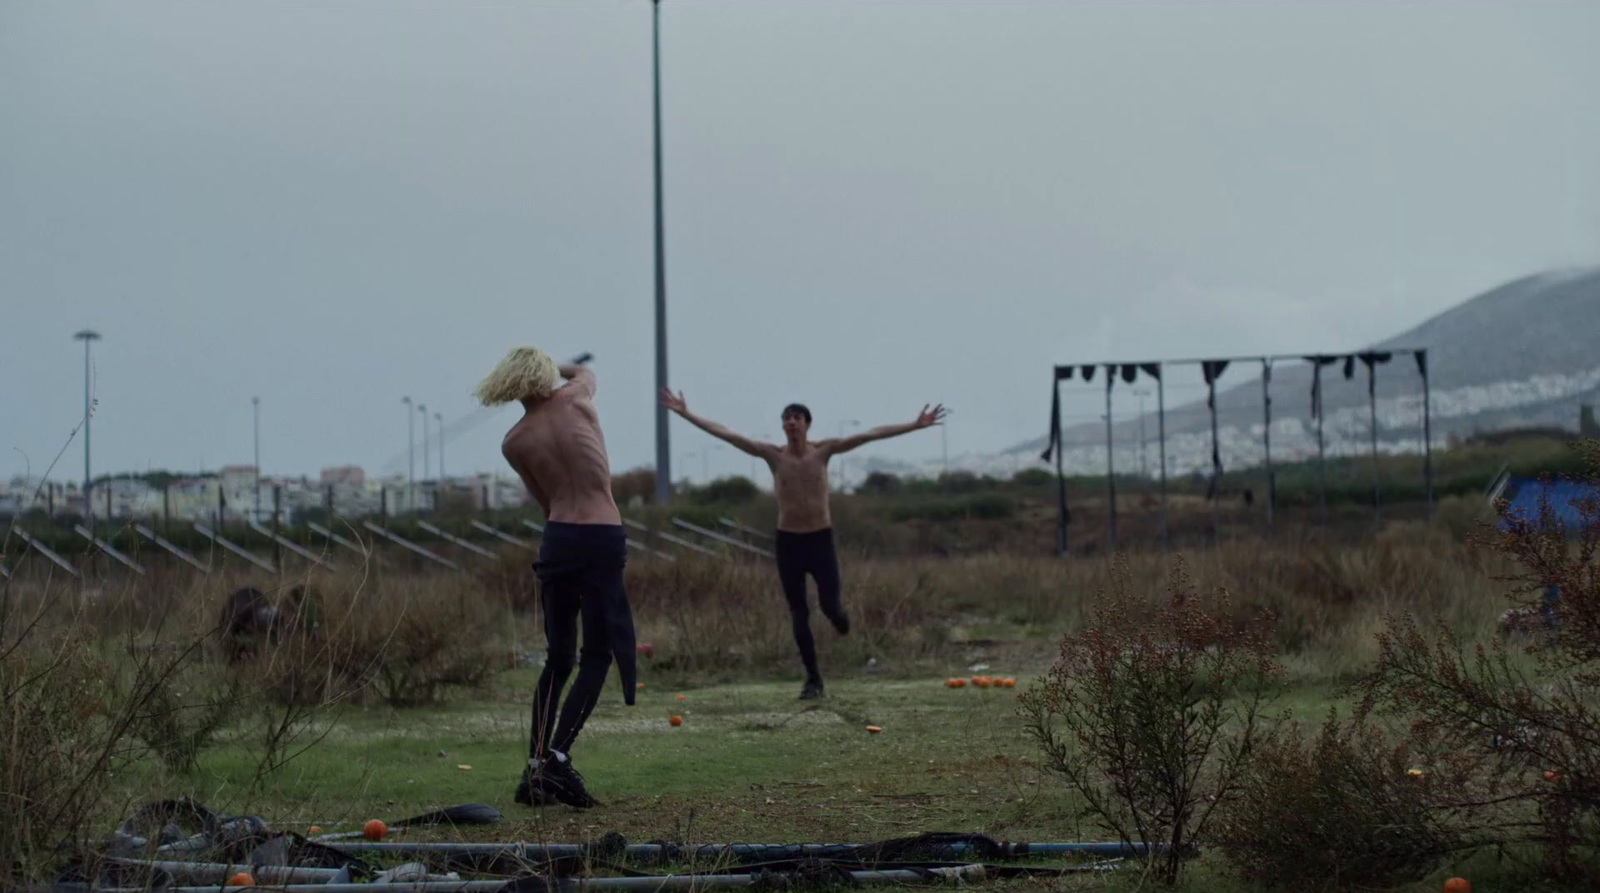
[774,528,849,683]
[530,522,631,759]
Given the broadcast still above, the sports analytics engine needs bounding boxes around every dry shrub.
[272,573,513,708]
[1360,438,1600,883]
[1019,556,1282,885]
[0,631,117,879]
[124,643,243,775]
[1215,708,1463,890]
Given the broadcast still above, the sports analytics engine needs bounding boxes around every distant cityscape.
[0,465,535,524]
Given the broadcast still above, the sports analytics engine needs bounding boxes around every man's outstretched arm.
[825,404,947,455]
[659,388,777,459]
[558,363,596,397]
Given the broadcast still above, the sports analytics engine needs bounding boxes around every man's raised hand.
[916,404,949,429]
[659,388,688,416]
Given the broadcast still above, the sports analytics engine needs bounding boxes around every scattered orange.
[1002,677,1016,688]
[363,819,387,841]
[1545,770,1561,782]
[307,826,321,835]
[226,872,255,887]
[676,694,687,701]
[946,678,967,688]
[1442,878,1471,893]
[637,682,645,690]
[669,715,683,726]
[865,726,883,734]
[972,676,992,688]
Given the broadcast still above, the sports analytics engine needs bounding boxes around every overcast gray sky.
[4,0,1598,485]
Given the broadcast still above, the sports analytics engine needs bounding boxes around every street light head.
[73,329,101,342]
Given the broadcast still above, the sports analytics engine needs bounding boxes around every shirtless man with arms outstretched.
[477,347,634,810]
[660,390,946,699]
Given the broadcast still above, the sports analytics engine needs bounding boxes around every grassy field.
[7,436,1597,890]
[104,668,1540,893]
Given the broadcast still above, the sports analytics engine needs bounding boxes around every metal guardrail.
[674,518,773,557]
[418,521,497,559]
[249,520,337,571]
[13,529,80,577]
[134,524,208,572]
[74,525,145,575]
[193,523,277,573]
[719,517,774,542]
[361,522,460,570]
[620,518,721,558]
[471,520,534,551]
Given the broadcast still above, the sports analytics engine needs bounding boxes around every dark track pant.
[774,528,848,683]
[530,522,629,759]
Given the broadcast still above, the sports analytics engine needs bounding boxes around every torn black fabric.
[1414,349,1428,379]
[1121,364,1138,384]
[1305,355,1340,417]
[1081,365,1097,382]
[1041,378,1061,462]
[1202,361,1230,410]
[1140,363,1161,381]
[1344,355,1356,380]
[1055,365,1074,381]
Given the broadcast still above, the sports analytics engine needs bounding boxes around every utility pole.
[402,396,415,512]
[252,396,261,522]
[73,329,101,533]
[1131,388,1150,478]
[435,410,444,481]
[419,403,430,509]
[652,0,672,504]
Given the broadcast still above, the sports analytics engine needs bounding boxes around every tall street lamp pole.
[402,396,415,511]
[652,0,672,505]
[73,329,101,530]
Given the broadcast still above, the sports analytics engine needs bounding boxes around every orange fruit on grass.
[1442,878,1471,893]
[669,715,683,726]
[948,678,967,688]
[226,873,255,887]
[363,819,387,841]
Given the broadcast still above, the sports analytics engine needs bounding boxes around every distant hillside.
[1003,266,1600,476]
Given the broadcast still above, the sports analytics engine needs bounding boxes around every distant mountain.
[1000,266,1600,477]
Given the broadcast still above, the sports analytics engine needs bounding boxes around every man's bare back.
[502,366,621,525]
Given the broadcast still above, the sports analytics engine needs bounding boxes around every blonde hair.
[473,346,560,406]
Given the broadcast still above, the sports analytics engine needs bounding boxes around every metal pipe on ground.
[338,842,1164,860]
[98,864,987,893]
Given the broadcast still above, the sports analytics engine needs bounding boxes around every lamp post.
[435,411,444,481]
[1132,388,1151,478]
[252,396,261,522]
[402,396,415,512]
[651,0,672,504]
[835,420,859,490]
[419,403,430,509]
[73,329,101,531]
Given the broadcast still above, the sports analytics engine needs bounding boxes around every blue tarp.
[1498,478,1600,533]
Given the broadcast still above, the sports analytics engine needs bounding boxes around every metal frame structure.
[1043,348,1433,554]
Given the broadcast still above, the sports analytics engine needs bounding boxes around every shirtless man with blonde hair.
[660,389,946,699]
[476,347,634,809]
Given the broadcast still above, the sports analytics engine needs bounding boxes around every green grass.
[66,655,1567,891]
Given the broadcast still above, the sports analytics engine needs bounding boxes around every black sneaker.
[540,757,599,809]
[800,679,825,700]
[514,764,550,807]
